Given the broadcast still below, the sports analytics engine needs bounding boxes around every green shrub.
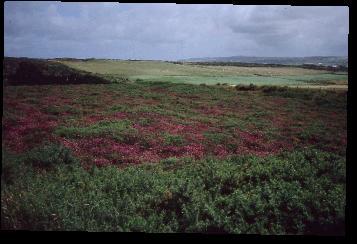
[261,85,278,93]
[109,104,130,112]
[162,133,186,146]
[1,148,345,233]
[260,86,346,110]
[24,143,77,168]
[1,150,29,185]
[3,58,110,85]
[161,157,180,166]
[55,120,138,143]
[143,93,164,100]
[203,131,231,145]
[45,105,80,115]
[138,118,153,126]
[235,83,257,91]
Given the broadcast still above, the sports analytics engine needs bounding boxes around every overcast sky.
[4,2,349,60]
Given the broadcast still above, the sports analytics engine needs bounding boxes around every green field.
[60,60,348,87]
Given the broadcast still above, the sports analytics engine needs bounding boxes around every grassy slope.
[60,60,347,87]
[2,79,346,233]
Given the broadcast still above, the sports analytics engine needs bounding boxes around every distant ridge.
[179,56,348,67]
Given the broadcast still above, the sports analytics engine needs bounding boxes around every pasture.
[60,59,348,88]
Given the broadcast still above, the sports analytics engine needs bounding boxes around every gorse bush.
[45,105,80,115]
[261,85,288,93]
[2,150,27,185]
[203,131,232,145]
[1,148,345,234]
[235,83,257,91]
[162,133,186,146]
[3,58,110,85]
[260,86,346,109]
[24,143,77,168]
[138,118,153,126]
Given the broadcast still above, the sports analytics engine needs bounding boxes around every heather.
[2,60,346,234]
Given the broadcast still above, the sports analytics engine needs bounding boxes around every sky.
[4,2,349,60]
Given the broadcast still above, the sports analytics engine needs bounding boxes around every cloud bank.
[4,2,349,60]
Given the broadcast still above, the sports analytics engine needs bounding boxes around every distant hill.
[180,56,348,67]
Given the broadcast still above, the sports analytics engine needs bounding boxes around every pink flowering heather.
[3,102,58,152]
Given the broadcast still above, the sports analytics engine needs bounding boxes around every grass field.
[2,71,346,233]
[60,60,348,88]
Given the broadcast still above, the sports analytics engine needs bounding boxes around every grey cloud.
[4,3,349,60]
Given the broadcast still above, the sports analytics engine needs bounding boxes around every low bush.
[261,85,288,93]
[4,58,110,85]
[1,148,345,234]
[161,157,180,166]
[55,120,138,143]
[261,86,346,109]
[138,118,154,126]
[45,105,80,115]
[162,133,186,146]
[1,150,29,185]
[235,83,257,91]
[24,143,77,168]
[203,131,231,145]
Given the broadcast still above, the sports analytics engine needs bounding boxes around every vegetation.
[23,143,77,168]
[59,59,347,88]
[175,61,348,72]
[2,58,347,233]
[3,57,110,85]
[179,55,348,68]
[55,120,138,143]
[1,148,345,234]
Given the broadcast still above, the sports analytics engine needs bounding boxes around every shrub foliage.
[1,147,345,234]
